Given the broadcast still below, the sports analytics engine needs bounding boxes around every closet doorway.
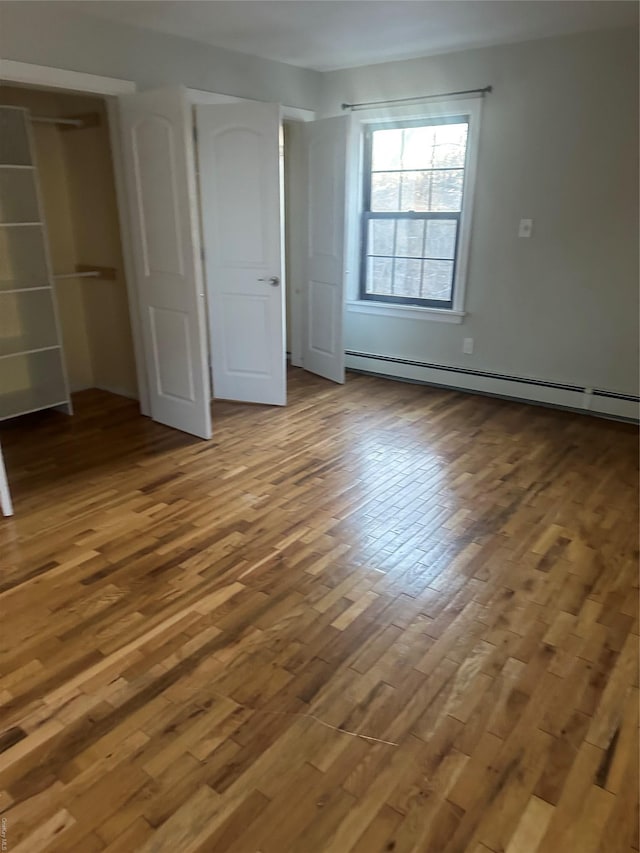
[0,85,140,414]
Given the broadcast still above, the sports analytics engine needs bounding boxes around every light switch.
[463,337,474,355]
[518,219,533,238]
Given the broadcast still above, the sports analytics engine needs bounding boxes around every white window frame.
[345,97,483,324]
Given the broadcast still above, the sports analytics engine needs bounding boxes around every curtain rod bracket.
[342,86,492,111]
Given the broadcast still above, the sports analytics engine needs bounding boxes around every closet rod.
[54,271,100,280]
[31,116,84,127]
[54,266,117,280]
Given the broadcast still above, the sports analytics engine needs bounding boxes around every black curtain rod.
[341,86,492,111]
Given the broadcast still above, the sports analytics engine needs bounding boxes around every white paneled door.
[304,115,349,384]
[118,86,212,439]
[196,102,286,405]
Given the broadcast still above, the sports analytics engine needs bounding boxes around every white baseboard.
[345,352,639,423]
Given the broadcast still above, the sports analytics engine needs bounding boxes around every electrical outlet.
[518,218,533,238]
[463,337,474,355]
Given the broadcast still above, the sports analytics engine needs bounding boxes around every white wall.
[320,28,639,407]
[0,2,322,110]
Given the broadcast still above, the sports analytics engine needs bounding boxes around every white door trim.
[106,101,151,415]
[0,60,150,415]
[0,59,136,96]
[186,87,315,122]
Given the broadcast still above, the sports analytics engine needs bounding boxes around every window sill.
[346,300,465,324]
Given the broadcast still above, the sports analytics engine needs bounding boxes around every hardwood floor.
[0,368,638,853]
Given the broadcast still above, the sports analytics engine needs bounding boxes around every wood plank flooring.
[0,368,638,852]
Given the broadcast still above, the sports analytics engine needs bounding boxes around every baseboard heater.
[344,350,640,422]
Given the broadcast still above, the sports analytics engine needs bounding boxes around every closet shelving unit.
[0,105,72,421]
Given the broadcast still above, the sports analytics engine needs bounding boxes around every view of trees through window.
[361,118,469,307]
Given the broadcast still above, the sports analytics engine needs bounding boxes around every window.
[360,116,470,309]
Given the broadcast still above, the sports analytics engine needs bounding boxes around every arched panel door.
[304,115,350,384]
[119,86,212,438]
[196,102,285,406]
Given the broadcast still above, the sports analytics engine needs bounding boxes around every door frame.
[186,87,315,123]
[0,60,136,96]
[0,60,153,415]
[188,88,314,373]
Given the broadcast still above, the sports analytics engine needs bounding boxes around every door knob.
[258,275,280,287]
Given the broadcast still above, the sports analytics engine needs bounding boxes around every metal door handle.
[258,275,280,287]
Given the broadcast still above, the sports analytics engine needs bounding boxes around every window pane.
[393,258,422,297]
[430,123,468,169]
[398,171,431,211]
[366,256,393,295]
[372,128,402,170]
[395,219,424,257]
[366,256,455,301]
[424,220,457,259]
[401,125,436,170]
[395,170,463,212]
[422,259,454,301]
[367,219,395,255]
[428,170,464,211]
[368,219,395,256]
[400,122,468,170]
[371,172,400,211]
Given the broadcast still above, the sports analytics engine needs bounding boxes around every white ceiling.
[67,1,639,72]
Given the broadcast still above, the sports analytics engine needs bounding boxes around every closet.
[0,105,71,420]
[0,86,138,427]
